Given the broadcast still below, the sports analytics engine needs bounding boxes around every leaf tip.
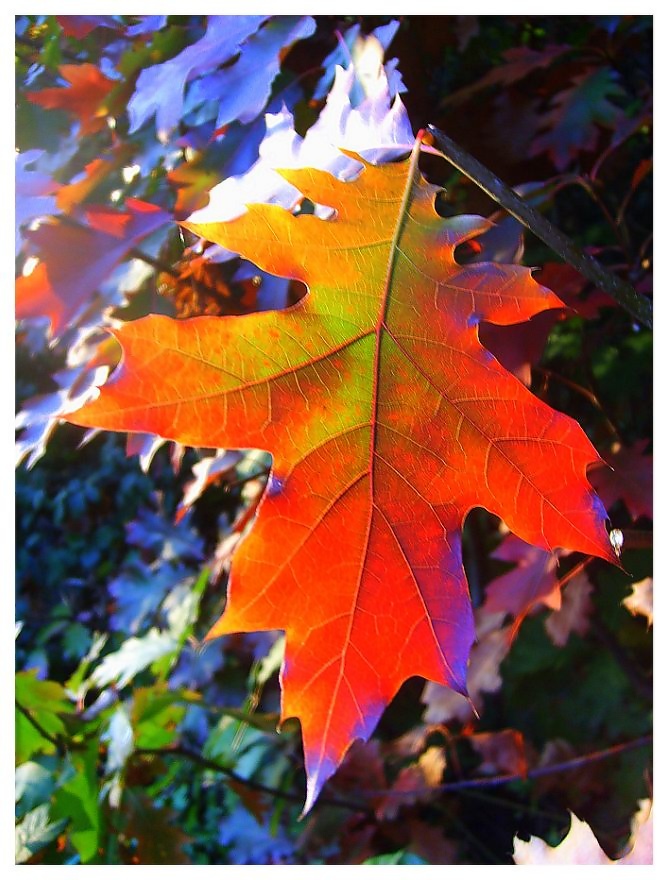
[300,751,340,818]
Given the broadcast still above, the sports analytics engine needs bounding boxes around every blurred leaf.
[15,671,73,763]
[15,804,69,864]
[15,760,58,814]
[362,850,429,864]
[530,67,626,170]
[90,630,178,691]
[52,744,101,863]
[622,577,653,627]
[27,63,116,135]
[121,791,192,864]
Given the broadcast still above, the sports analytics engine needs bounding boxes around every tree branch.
[134,745,372,815]
[426,125,652,329]
[365,733,652,800]
[137,734,651,814]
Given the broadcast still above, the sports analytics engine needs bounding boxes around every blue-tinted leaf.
[15,150,60,254]
[108,561,185,634]
[16,365,109,469]
[184,16,316,130]
[15,760,57,813]
[15,804,69,864]
[218,805,295,865]
[313,19,405,102]
[125,508,204,560]
[90,629,178,690]
[127,16,269,136]
[126,15,167,37]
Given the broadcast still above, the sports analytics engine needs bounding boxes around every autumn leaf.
[422,610,512,724]
[544,571,594,646]
[67,137,614,811]
[444,44,571,106]
[482,534,561,620]
[529,67,626,170]
[469,728,529,777]
[56,145,136,214]
[590,441,653,521]
[28,63,116,136]
[16,198,170,337]
[56,16,119,39]
[513,799,653,865]
[623,576,653,626]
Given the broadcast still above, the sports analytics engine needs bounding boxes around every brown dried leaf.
[422,611,511,724]
[513,799,652,865]
[469,728,529,777]
[622,577,653,627]
[544,571,594,647]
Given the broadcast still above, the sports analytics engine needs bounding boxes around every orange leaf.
[56,144,136,214]
[28,63,116,135]
[67,139,614,810]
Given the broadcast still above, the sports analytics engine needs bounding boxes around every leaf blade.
[68,144,614,809]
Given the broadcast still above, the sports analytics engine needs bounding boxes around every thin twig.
[134,745,372,815]
[361,734,652,800]
[533,367,622,442]
[426,125,652,329]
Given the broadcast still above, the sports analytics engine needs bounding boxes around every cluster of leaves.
[16,15,651,865]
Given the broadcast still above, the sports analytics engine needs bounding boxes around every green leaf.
[363,850,429,865]
[15,670,73,762]
[52,745,101,864]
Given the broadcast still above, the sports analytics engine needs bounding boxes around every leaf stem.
[426,125,652,329]
[15,699,67,755]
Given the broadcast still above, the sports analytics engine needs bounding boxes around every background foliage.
[15,14,652,865]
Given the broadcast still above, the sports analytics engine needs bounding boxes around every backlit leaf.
[68,139,614,810]
[16,198,170,337]
[513,799,653,865]
[28,63,116,136]
[590,441,653,522]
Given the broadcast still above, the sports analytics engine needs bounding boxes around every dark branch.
[426,125,653,329]
[364,734,652,799]
[15,700,66,755]
[134,745,372,815]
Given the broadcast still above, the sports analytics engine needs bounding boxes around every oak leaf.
[28,63,116,136]
[67,139,614,810]
[482,534,561,620]
[422,610,512,724]
[622,576,653,627]
[529,67,626,170]
[590,441,653,522]
[16,198,170,338]
[544,571,594,646]
[513,799,652,865]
